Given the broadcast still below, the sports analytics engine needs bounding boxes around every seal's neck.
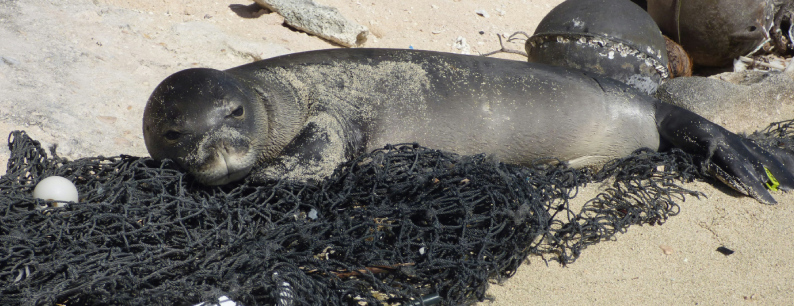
[244,75,307,163]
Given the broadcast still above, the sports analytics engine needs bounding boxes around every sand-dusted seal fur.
[143,48,794,204]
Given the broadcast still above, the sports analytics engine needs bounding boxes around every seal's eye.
[164,130,181,141]
[231,106,244,118]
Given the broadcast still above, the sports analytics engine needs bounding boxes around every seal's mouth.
[184,129,257,185]
[192,148,254,185]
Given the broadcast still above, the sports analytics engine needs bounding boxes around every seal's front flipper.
[655,102,794,204]
[249,115,351,183]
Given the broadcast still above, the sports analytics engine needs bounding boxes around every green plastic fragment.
[764,167,780,192]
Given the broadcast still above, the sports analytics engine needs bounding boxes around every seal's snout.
[187,130,256,185]
[212,137,250,156]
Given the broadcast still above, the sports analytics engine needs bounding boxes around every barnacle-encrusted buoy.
[526,0,669,94]
[647,0,776,67]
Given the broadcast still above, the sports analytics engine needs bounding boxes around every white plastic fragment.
[733,58,747,72]
[14,266,30,282]
[254,0,369,47]
[217,296,236,306]
[278,281,294,306]
[734,55,790,72]
[454,36,471,54]
[786,58,794,74]
[475,9,490,18]
[193,295,237,306]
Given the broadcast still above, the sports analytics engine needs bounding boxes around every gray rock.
[254,0,368,47]
[655,71,794,133]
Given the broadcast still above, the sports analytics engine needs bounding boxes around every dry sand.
[1,0,793,304]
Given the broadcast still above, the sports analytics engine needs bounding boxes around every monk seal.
[143,48,794,204]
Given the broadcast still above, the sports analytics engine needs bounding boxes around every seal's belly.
[366,72,660,167]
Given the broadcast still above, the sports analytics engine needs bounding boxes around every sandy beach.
[2,0,793,304]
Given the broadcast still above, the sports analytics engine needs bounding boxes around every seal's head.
[143,68,266,185]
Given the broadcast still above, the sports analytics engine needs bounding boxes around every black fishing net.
[749,119,794,148]
[0,121,790,305]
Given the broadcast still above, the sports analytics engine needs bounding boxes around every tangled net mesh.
[1,120,791,305]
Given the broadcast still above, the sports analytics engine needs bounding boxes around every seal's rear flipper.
[754,145,794,179]
[735,140,794,193]
[655,102,794,204]
[704,139,791,204]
